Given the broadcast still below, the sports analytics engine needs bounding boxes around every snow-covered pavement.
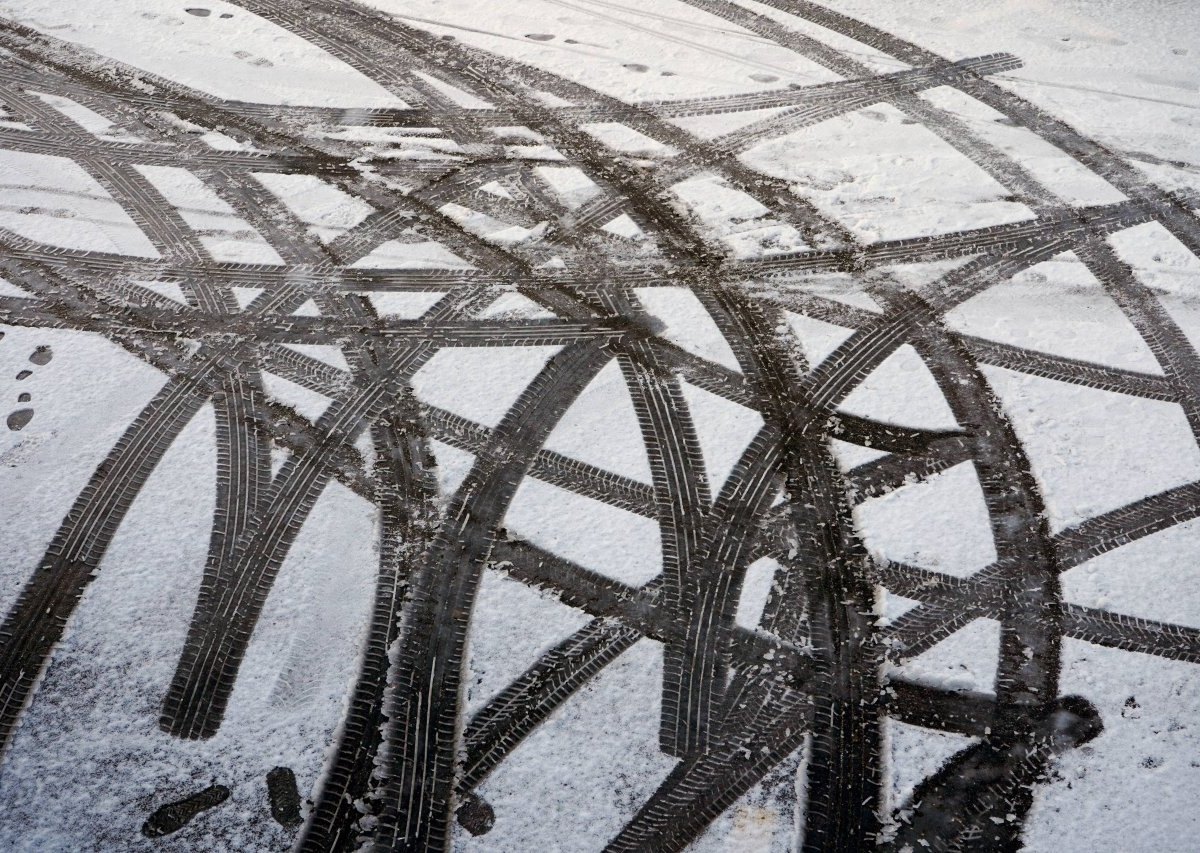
[0,1,1197,850]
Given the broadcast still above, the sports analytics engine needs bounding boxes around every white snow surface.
[0,0,1197,850]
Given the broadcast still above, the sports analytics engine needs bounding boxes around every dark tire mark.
[0,2,1197,851]
[141,784,231,838]
[267,767,303,829]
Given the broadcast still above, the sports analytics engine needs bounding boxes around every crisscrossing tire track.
[0,2,1196,851]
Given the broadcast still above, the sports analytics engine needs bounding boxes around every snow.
[459,640,675,853]
[854,462,998,578]
[364,291,446,318]
[504,478,662,587]
[635,286,741,371]
[983,365,1200,532]
[735,556,780,632]
[1063,518,1200,631]
[785,310,855,369]
[409,345,561,429]
[891,616,1002,695]
[945,254,1164,374]
[137,165,282,264]
[885,719,976,812]
[1,0,1199,848]
[259,371,332,423]
[0,150,158,257]
[0,0,403,107]
[1023,640,1200,853]
[465,570,592,715]
[0,329,163,616]
[250,173,374,244]
[543,359,653,483]
[680,379,764,496]
[743,103,1035,243]
[836,344,961,432]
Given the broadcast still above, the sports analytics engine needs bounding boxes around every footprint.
[220,12,233,18]
[142,785,230,838]
[266,767,302,828]
[749,73,779,83]
[17,393,30,403]
[6,409,33,431]
[184,7,211,16]
[15,370,31,381]
[525,33,555,41]
[622,63,649,73]
[456,794,495,837]
[29,346,51,366]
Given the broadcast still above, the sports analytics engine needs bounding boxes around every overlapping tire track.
[0,1,1198,851]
